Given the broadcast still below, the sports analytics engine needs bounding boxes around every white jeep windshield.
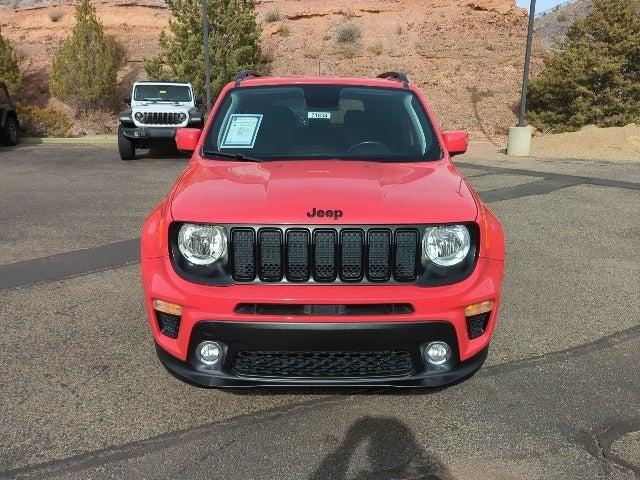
[134,84,192,103]
[203,85,442,162]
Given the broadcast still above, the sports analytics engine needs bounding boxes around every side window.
[0,88,9,103]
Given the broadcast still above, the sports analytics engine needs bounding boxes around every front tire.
[2,117,19,146]
[118,126,135,160]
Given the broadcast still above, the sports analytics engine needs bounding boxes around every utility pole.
[508,0,537,156]
[202,0,213,111]
[518,0,536,127]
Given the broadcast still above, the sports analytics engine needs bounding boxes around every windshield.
[203,85,442,161]
[133,84,192,102]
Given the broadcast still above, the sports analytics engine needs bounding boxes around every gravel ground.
[532,124,640,162]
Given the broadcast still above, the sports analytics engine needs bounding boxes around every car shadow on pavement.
[308,416,453,480]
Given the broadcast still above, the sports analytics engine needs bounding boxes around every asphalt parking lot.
[1,145,639,480]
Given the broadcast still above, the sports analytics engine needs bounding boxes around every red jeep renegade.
[141,71,505,387]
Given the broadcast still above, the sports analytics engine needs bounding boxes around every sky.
[516,0,567,13]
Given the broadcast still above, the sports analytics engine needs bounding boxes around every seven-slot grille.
[231,227,419,284]
[139,112,182,125]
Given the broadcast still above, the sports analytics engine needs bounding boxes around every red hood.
[170,160,477,225]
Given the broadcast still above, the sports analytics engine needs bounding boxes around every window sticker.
[307,111,331,119]
[220,114,263,148]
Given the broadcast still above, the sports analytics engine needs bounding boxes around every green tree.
[527,0,640,132]
[0,25,22,95]
[145,0,261,100]
[51,0,123,111]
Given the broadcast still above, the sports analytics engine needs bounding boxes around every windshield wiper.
[201,149,262,162]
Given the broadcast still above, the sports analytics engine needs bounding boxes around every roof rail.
[235,69,262,86]
[377,71,409,87]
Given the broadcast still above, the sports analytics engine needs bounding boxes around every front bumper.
[122,126,178,140]
[155,321,489,387]
[143,253,504,387]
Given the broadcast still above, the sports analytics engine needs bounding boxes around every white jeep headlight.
[423,225,471,267]
[177,224,227,266]
[134,112,143,121]
[178,112,187,122]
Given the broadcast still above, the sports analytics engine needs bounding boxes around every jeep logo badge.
[307,208,343,220]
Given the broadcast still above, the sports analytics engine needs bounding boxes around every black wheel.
[118,125,135,160]
[2,117,19,146]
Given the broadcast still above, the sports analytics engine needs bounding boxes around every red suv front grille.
[230,226,419,284]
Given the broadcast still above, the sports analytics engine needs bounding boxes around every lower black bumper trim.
[122,127,177,140]
[156,343,487,388]
[154,321,489,388]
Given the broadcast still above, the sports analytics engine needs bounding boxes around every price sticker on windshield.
[308,112,331,119]
[221,114,263,148]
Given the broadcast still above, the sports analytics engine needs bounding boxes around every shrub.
[51,0,123,112]
[336,22,360,44]
[527,0,640,132]
[145,0,261,101]
[367,41,383,56]
[0,25,22,95]
[276,23,290,36]
[339,43,359,58]
[16,104,71,137]
[556,12,568,22]
[264,8,281,22]
[48,7,64,22]
[75,108,118,135]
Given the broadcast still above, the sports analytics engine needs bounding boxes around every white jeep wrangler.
[118,81,204,160]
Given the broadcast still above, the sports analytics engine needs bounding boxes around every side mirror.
[175,128,202,152]
[195,96,203,107]
[441,130,469,157]
[123,94,131,105]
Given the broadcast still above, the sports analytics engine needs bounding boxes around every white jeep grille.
[140,112,182,125]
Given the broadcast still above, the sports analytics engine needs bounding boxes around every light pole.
[518,0,537,127]
[202,0,212,111]
[507,0,537,156]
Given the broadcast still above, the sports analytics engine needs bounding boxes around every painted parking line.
[456,162,640,191]
[0,239,139,290]
[1,167,638,291]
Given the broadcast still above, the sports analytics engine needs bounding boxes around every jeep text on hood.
[170,160,478,225]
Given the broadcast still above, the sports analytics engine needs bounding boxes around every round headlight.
[178,112,187,122]
[134,112,143,121]
[423,225,471,267]
[177,224,227,266]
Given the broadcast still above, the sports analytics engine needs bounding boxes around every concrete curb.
[20,137,117,146]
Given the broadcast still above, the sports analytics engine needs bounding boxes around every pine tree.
[0,25,22,95]
[145,0,261,100]
[527,0,640,132]
[51,0,123,111]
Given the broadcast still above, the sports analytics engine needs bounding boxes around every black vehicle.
[0,82,19,146]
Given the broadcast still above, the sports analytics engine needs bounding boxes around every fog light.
[196,341,222,366]
[424,341,451,366]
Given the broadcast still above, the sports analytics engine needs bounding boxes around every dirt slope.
[532,124,640,161]
[0,0,544,140]
[535,0,593,47]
